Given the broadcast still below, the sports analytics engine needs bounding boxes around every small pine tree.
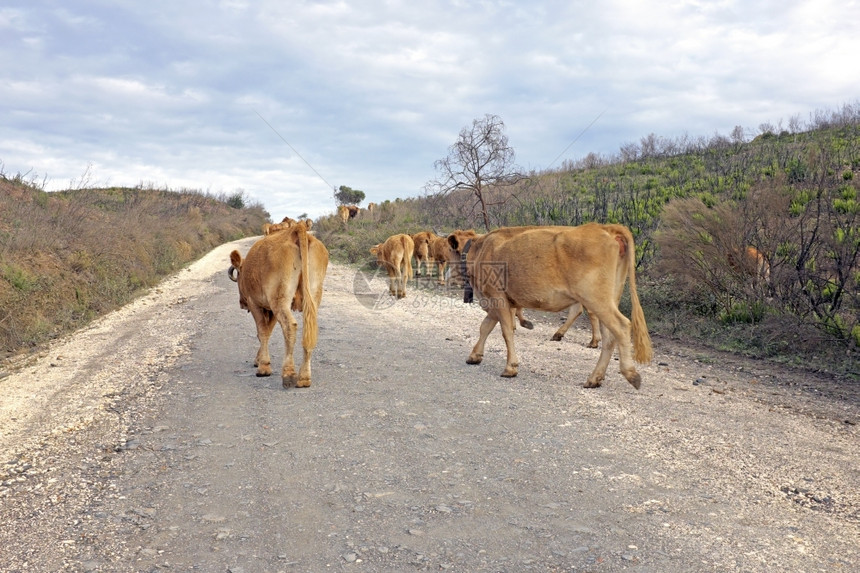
[334,185,365,206]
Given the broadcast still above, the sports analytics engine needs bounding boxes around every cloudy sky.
[2,1,858,219]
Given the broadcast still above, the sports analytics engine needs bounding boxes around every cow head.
[446,230,478,260]
[369,244,382,264]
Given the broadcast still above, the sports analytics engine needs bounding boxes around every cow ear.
[230,250,242,267]
[447,234,459,253]
[304,219,313,230]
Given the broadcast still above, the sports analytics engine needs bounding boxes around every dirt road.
[1,237,857,572]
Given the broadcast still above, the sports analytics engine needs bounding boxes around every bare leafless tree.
[425,114,523,231]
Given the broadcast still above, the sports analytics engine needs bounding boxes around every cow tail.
[405,240,414,282]
[623,228,653,364]
[298,224,319,350]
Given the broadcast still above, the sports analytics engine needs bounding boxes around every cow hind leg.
[436,262,447,285]
[252,309,277,376]
[277,309,299,388]
[586,310,640,390]
[467,314,498,365]
[585,322,616,388]
[294,298,315,388]
[297,343,313,388]
[515,308,534,330]
[391,258,405,298]
[498,309,519,377]
[397,261,407,298]
[585,311,601,348]
[551,303,583,342]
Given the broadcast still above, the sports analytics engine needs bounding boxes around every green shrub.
[720,301,766,324]
[2,264,37,292]
[226,191,245,209]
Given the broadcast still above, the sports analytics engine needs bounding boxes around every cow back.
[466,224,628,313]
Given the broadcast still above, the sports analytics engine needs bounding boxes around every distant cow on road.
[370,234,415,299]
[411,231,440,277]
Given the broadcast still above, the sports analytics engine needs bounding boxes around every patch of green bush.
[2,264,37,292]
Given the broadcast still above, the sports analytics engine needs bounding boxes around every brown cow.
[445,229,598,343]
[337,205,360,227]
[263,217,303,236]
[727,245,771,285]
[427,235,453,285]
[337,205,349,226]
[448,223,652,389]
[227,220,329,388]
[411,231,440,277]
[370,234,415,299]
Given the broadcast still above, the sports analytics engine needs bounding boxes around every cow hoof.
[625,372,642,390]
[550,333,563,341]
[586,340,600,348]
[520,320,534,330]
[501,368,518,378]
[466,355,483,365]
[584,378,603,388]
[256,370,272,377]
[296,378,311,388]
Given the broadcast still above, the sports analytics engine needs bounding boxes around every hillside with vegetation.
[0,173,268,360]
[2,105,857,380]
[316,105,859,379]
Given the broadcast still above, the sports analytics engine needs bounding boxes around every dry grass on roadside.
[0,176,268,359]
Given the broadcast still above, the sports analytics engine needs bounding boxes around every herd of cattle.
[228,217,654,391]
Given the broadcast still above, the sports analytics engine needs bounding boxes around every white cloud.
[1,0,858,218]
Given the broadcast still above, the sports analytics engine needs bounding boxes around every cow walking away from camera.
[338,205,360,227]
[448,223,652,389]
[263,216,298,236]
[228,219,328,388]
[370,234,414,299]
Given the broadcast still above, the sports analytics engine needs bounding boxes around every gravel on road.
[1,237,857,572]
